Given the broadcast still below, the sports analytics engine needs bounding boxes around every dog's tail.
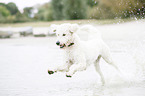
[79,25,102,40]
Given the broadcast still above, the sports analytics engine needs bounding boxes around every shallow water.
[0,21,145,96]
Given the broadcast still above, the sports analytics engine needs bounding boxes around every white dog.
[48,23,119,84]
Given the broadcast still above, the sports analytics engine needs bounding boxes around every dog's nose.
[56,41,60,45]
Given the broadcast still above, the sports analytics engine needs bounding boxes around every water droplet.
[135,17,137,20]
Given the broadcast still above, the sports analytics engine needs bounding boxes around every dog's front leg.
[48,60,71,75]
[56,60,72,72]
[48,52,71,75]
[66,63,87,77]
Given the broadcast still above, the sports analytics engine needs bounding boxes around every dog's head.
[50,23,79,48]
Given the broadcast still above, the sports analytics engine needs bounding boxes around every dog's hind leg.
[101,46,120,72]
[101,49,125,80]
[94,55,105,85]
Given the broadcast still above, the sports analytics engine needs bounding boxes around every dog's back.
[78,25,102,41]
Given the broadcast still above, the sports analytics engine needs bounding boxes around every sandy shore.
[0,20,145,96]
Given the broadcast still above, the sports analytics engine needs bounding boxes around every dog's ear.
[70,24,79,34]
[49,24,58,33]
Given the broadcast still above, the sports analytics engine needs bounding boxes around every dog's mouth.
[60,44,66,48]
[58,43,74,48]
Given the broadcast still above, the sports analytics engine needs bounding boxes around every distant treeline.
[0,2,33,23]
[0,0,144,23]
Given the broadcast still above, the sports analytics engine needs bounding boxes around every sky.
[0,0,51,11]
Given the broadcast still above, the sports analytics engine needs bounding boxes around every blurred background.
[0,0,144,38]
[0,0,144,23]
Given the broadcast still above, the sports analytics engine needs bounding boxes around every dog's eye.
[63,34,66,36]
[53,30,56,32]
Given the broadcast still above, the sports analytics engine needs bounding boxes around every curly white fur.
[48,23,119,84]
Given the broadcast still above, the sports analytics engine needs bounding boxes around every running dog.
[48,23,120,84]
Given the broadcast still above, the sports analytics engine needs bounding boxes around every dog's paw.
[48,70,55,75]
[66,75,72,78]
[66,72,73,78]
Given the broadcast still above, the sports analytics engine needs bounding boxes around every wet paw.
[66,75,72,78]
[48,70,54,75]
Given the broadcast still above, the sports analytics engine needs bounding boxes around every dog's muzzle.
[56,41,74,48]
[60,44,66,48]
[56,41,60,46]
[56,41,66,48]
